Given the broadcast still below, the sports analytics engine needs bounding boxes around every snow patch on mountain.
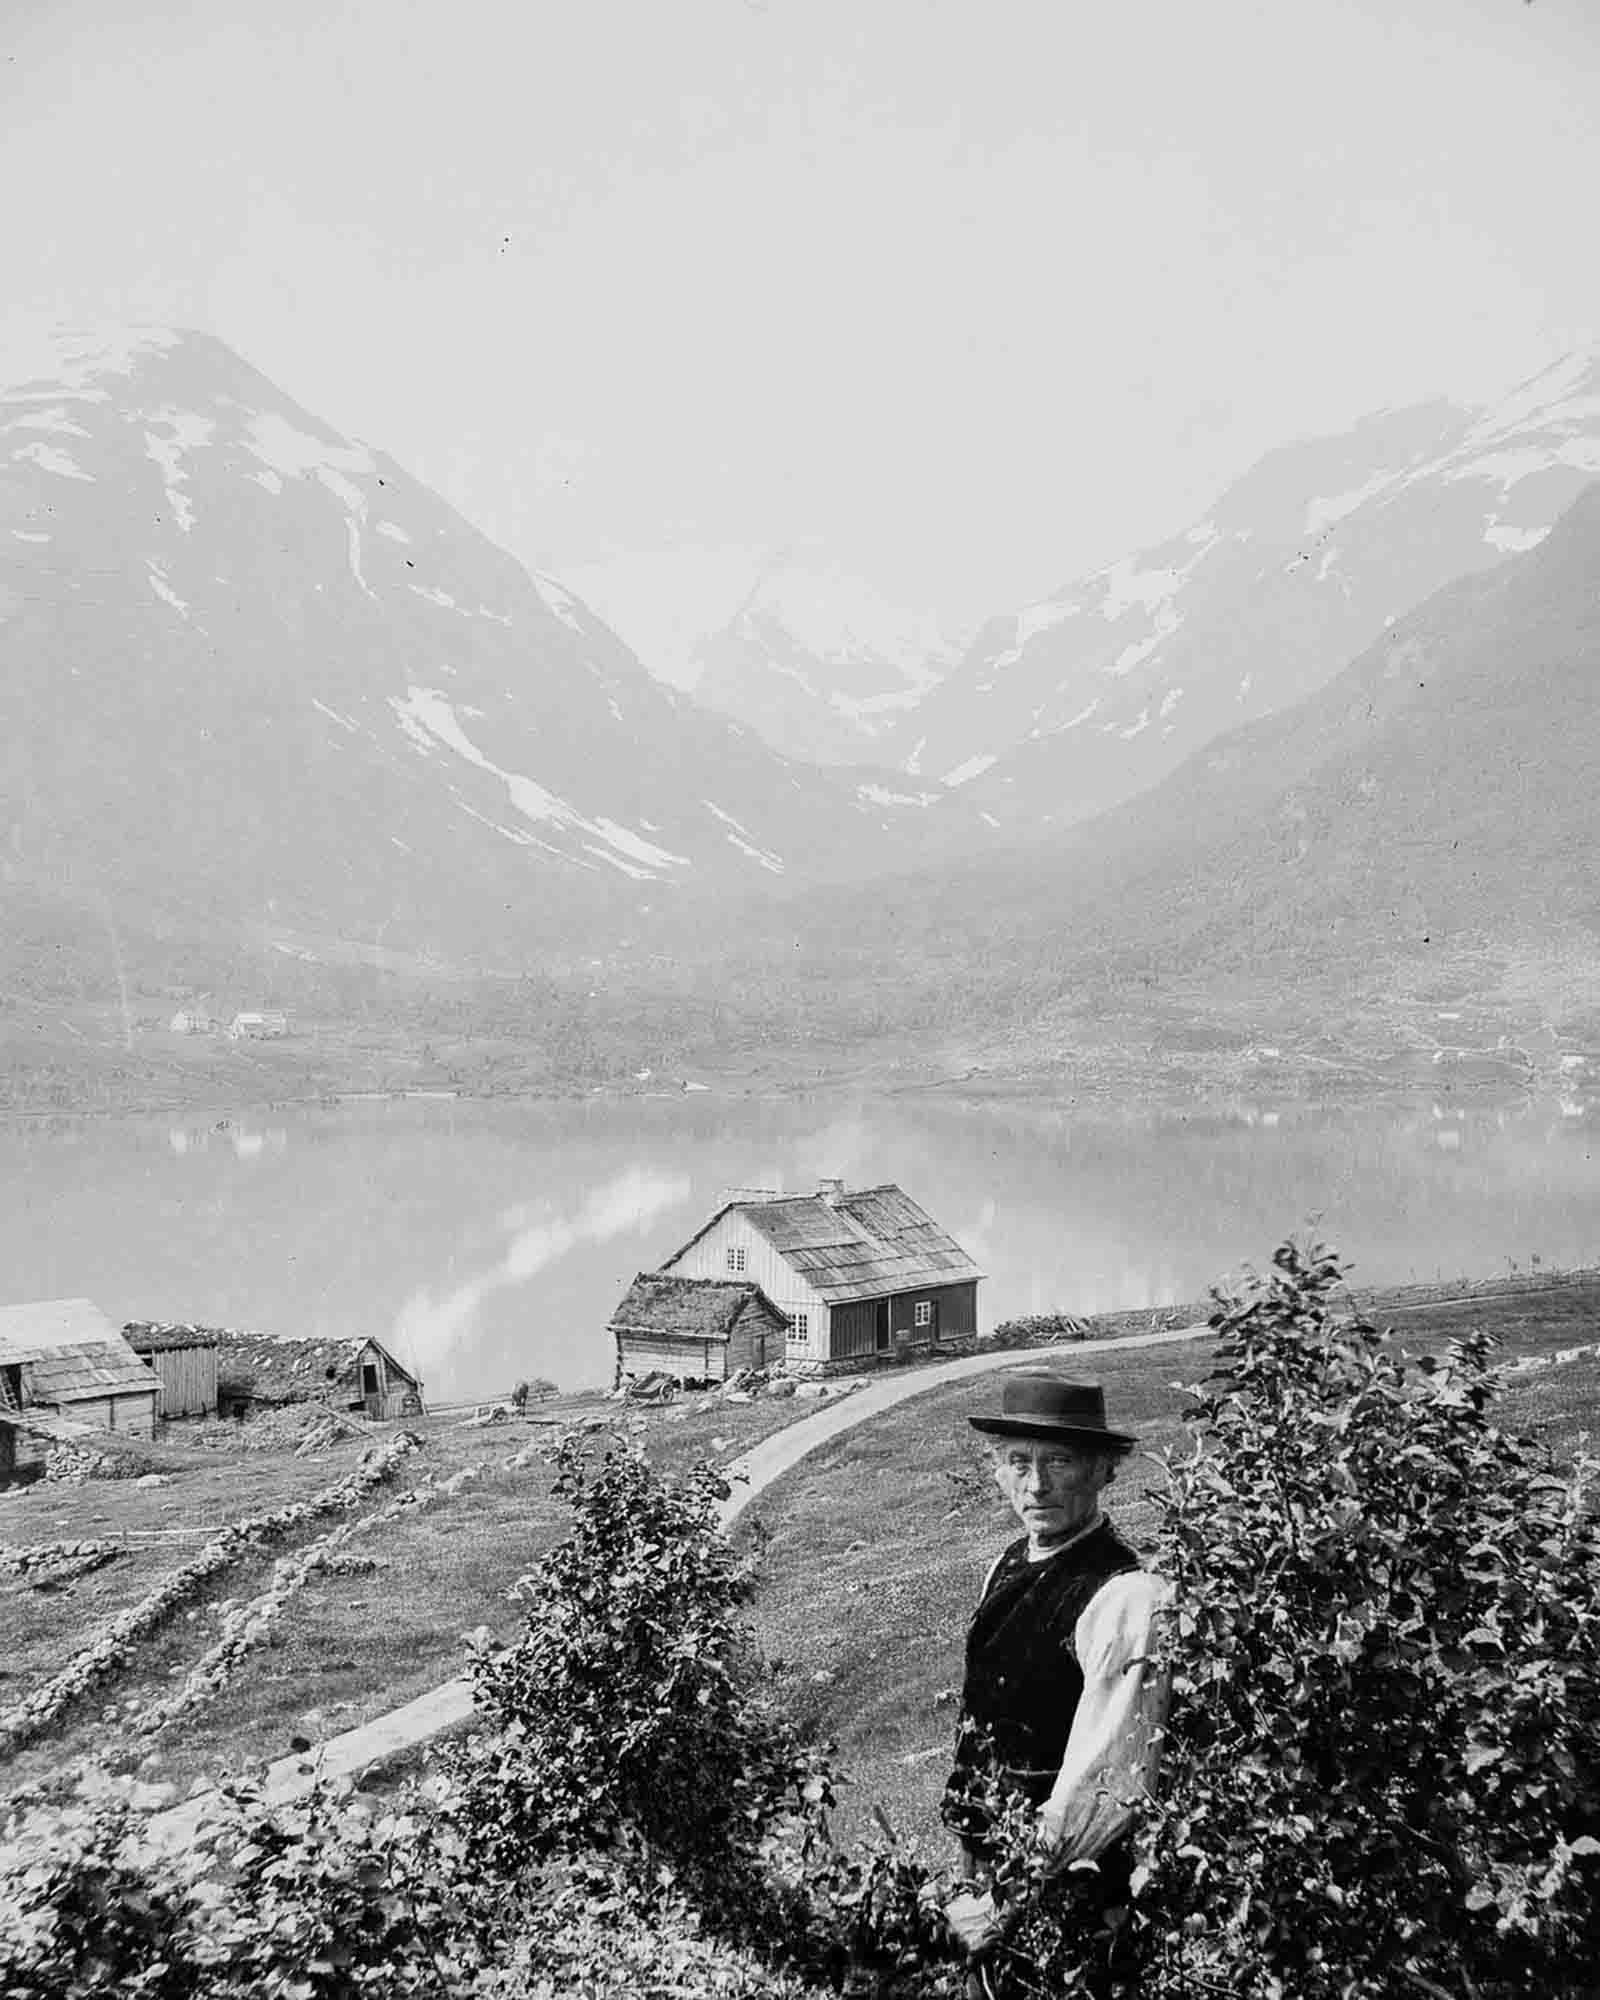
[311,698,361,734]
[144,411,213,532]
[391,687,690,881]
[857,782,935,808]
[1483,520,1550,553]
[1098,527,1219,621]
[1462,351,1595,444]
[735,560,956,682]
[533,574,586,634]
[11,441,93,481]
[244,410,373,483]
[0,323,182,400]
[145,562,188,617]
[702,800,784,874]
[829,685,926,720]
[2,407,91,438]
[944,751,997,786]
[1304,470,1400,535]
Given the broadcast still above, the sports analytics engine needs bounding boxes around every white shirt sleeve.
[1036,1568,1172,1866]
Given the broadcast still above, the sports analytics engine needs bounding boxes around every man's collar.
[1025,1508,1104,1563]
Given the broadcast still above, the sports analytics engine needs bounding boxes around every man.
[941,1373,1170,1996]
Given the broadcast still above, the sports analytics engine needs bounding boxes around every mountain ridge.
[0,326,995,989]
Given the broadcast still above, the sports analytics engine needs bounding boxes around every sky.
[4,0,1599,664]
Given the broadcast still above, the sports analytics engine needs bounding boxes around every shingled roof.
[0,1299,160,1404]
[674,1184,985,1304]
[609,1274,790,1342]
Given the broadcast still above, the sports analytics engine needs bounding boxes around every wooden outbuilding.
[123,1322,221,1420]
[608,1274,790,1386]
[226,1010,288,1040]
[659,1179,984,1372]
[211,1329,424,1421]
[0,1299,160,1479]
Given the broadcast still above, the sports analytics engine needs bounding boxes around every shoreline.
[0,1044,1573,1126]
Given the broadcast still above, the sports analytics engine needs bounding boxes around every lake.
[2,1087,1595,1399]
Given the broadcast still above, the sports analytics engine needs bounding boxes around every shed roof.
[124,1321,222,1355]
[194,1328,420,1402]
[609,1274,790,1342]
[0,1299,160,1404]
[668,1184,985,1304]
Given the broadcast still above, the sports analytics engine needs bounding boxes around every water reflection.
[4,1087,1597,1400]
[167,1124,288,1159]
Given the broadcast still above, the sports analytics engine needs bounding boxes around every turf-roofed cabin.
[659,1179,984,1373]
[609,1273,790,1386]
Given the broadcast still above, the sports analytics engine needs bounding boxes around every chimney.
[816,1177,846,1207]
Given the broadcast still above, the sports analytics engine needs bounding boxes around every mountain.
[687,557,960,766]
[898,352,1600,826]
[0,328,994,986]
[717,481,1600,1037]
[563,547,962,767]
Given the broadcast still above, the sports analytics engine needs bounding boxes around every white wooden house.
[657,1179,984,1371]
[226,1010,289,1040]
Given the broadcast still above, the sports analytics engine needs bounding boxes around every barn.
[658,1179,984,1372]
[608,1273,790,1386]
[212,1329,425,1421]
[0,1299,160,1479]
[123,1322,221,1420]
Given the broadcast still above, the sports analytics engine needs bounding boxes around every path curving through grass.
[148,1325,1210,1848]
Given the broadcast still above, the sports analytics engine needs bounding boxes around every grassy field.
[0,1392,812,1800]
[3,1275,1596,1812]
[739,1277,1600,1851]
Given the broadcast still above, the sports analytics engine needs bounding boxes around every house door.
[874,1300,891,1352]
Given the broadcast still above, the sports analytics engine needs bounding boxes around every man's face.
[993,1441,1110,1544]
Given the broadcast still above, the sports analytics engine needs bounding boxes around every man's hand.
[944,1888,1002,1956]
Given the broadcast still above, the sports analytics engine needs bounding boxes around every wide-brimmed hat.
[968,1373,1138,1453]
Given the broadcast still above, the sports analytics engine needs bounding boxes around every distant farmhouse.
[226,1009,289,1041]
[608,1273,790,1385]
[622,1179,984,1378]
[0,1299,160,1479]
[168,1008,218,1035]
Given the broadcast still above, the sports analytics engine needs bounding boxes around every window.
[914,1300,933,1329]
[726,1245,747,1273]
[786,1310,810,1350]
[361,1363,379,1394]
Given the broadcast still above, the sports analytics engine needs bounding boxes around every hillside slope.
[704,483,1600,1039]
[0,327,993,992]
[899,353,1599,831]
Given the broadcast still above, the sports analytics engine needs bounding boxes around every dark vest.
[942,1517,1142,1843]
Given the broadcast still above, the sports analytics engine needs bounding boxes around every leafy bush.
[11,1247,1600,2000]
[458,1434,826,1903]
[1132,1239,1600,1999]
